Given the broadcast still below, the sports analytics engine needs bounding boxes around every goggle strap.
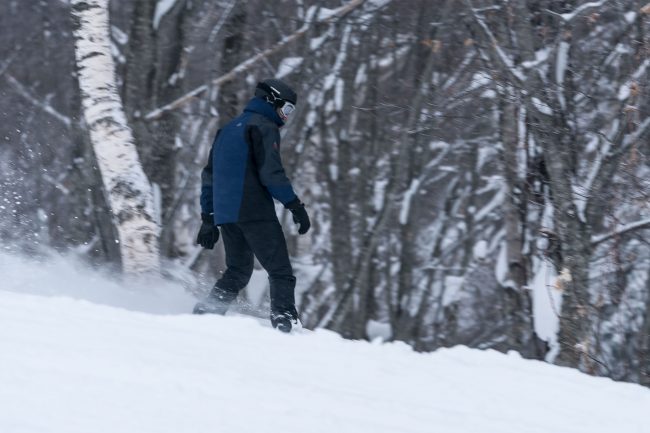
[257,82,280,103]
[257,82,295,117]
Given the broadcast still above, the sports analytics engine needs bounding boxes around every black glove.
[196,213,220,249]
[285,198,310,235]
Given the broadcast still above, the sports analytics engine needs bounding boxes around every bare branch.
[586,116,650,218]
[144,0,368,121]
[622,117,650,147]
[4,74,72,128]
[556,0,610,23]
[463,0,525,87]
[208,0,238,44]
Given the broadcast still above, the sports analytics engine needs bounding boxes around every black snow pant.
[212,219,297,318]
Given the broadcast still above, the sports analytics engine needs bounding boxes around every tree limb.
[463,0,526,87]
[4,74,72,128]
[591,218,650,246]
[144,0,367,121]
[556,0,610,23]
[586,116,650,224]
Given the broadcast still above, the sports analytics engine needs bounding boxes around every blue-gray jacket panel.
[200,97,297,224]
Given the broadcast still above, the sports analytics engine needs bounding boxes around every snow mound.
[1,286,649,433]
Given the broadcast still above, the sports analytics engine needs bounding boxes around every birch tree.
[71,0,160,274]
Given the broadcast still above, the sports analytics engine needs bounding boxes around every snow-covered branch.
[207,0,238,43]
[622,117,650,148]
[555,0,610,23]
[153,0,178,30]
[618,59,649,102]
[585,115,650,226]
[145,0,367,121]
[464,0,525,86]
[591,218,650,246]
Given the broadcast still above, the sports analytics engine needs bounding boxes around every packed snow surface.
[1,252,649,433]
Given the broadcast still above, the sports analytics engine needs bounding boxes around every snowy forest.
[1,0,649,387]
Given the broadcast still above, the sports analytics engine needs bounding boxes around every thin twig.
[4,74,72,128]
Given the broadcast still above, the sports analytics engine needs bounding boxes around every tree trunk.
[638,270,650,386]
[498,89,541,358]
[528,112,592,368]
[71,0,160,275]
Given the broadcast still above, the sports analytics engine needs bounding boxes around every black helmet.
[255,78,297,105]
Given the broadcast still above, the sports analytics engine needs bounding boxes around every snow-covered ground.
[1,252,649,433]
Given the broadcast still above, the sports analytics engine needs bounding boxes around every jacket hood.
[243,97,284,127]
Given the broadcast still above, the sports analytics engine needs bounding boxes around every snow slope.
[1,253,649,433]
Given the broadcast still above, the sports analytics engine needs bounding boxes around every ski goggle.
[279,100,296,118]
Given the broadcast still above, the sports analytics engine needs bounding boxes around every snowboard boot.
[193,286,238,315]
[270,306,300,333]
[269,276,298,332]
[193,299,229,315]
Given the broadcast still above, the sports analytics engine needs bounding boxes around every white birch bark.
[71,0,160,275]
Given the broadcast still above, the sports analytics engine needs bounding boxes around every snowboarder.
[193,78,310,333]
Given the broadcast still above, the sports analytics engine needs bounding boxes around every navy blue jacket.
[200,97,298,225]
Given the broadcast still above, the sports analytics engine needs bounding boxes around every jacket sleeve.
[199,132,218,215]
[248,124,297,205]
